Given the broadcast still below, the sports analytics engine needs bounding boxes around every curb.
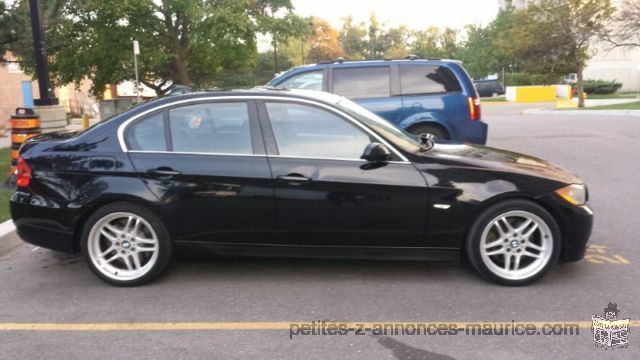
[522,109,640,117]
[0,219,20,256]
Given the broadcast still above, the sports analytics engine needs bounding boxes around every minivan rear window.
[400,65,462,95]
[333,67,391,99]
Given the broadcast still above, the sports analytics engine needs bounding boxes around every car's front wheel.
[465,199,560,286]
[81,202,172,286]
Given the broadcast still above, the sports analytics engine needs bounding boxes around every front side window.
[400,65,462,95]
[127,112,166,151]
[279,71,324,91]
[168,102,252,154]
[265,102,372,160]
[333,67,391,99]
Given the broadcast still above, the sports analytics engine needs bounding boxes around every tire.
[408,124,450,141]
[491,92,499,97]
[465,199,560,286]
[81,202,173,286]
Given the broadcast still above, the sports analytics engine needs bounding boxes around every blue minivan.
[267,58,488,144]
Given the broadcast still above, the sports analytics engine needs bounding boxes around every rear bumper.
[10,191,78,253]
[460,120,488,145]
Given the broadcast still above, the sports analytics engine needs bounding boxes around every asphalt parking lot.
[0,103,638,359]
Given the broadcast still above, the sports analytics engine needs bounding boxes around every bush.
[529,74,561,85]
[504,73,562,86]
[505,73,531,86]
[582,80,622,95]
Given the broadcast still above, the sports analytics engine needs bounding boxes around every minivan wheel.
[465,199,560,286]
[492,92,499,97]
[409,124,450,141]
[81,202,172,286]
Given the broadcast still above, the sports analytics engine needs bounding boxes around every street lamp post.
[28,0,58,106]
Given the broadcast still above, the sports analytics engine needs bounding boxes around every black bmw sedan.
[10,89,592,286]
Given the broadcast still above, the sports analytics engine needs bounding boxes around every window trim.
[117,96,409,163]
[121,99,263,156]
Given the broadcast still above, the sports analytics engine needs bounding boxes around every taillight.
[468,96,481,121]
[15,157,31,188]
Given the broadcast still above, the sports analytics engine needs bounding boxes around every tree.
[456,9,521,81]
[506,0,615,107]
[0,1,17,61]
[253,0,310,74]
[307,17,344,63]
[339,16,367,59]
[607,0,640,48]
[4,0,300,96]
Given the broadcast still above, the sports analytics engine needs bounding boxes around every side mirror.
[361,142,392,162]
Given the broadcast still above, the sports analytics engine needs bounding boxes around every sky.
[291,0,500,30]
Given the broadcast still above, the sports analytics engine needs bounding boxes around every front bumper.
[538,193,593,263]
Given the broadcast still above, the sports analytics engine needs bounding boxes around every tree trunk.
[174,57,190,85]
[577,67,585,108]
[273,38,279,74]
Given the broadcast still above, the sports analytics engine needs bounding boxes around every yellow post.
[82,114,90,129]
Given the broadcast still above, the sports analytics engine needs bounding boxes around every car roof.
[137,87,346,110]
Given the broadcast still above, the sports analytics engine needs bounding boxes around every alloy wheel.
[87,212,159,281]
[479,210,553,281]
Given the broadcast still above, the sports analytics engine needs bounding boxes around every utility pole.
[28,0,58,106]
[133,40,141,103]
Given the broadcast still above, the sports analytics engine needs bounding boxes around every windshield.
[336,98,423,154]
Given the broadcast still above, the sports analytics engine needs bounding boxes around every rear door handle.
[276,174,311,184]
[147,167,181,177]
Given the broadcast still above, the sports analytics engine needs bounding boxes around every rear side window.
[168,102,252,154]
[400,65,462,95]
[333,67,391,99]
[279,71,323,91]
[127,112,166,151]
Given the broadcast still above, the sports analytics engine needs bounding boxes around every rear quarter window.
[333,66,391,99]
[400,65,462,95]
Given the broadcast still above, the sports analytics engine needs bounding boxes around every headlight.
[555,184,587,206]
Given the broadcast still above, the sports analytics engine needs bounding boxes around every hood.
[421,143,583,185]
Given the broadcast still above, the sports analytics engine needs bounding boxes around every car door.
[125,99,275,244]
[330,65,404,124]
[257,99,428,247]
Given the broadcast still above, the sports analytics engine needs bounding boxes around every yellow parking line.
[0,321,638,331]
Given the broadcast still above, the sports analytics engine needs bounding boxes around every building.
[0,52,99,129]
[498,0,640,92]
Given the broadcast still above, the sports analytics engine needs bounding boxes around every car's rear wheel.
[408,124,450,141]
[81,202,172,286]
[465,199,560,286]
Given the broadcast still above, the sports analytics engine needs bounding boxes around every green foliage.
[582,79,622,94]
[505,73,532,86]
[504,73,562,86]
[3,0,301,96]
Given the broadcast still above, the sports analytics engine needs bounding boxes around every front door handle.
[276,173,311,185]
[147,167,181,178]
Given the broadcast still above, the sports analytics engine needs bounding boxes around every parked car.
[267,58,487,144]
[474,79,505,98]
[10,89,592,286]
